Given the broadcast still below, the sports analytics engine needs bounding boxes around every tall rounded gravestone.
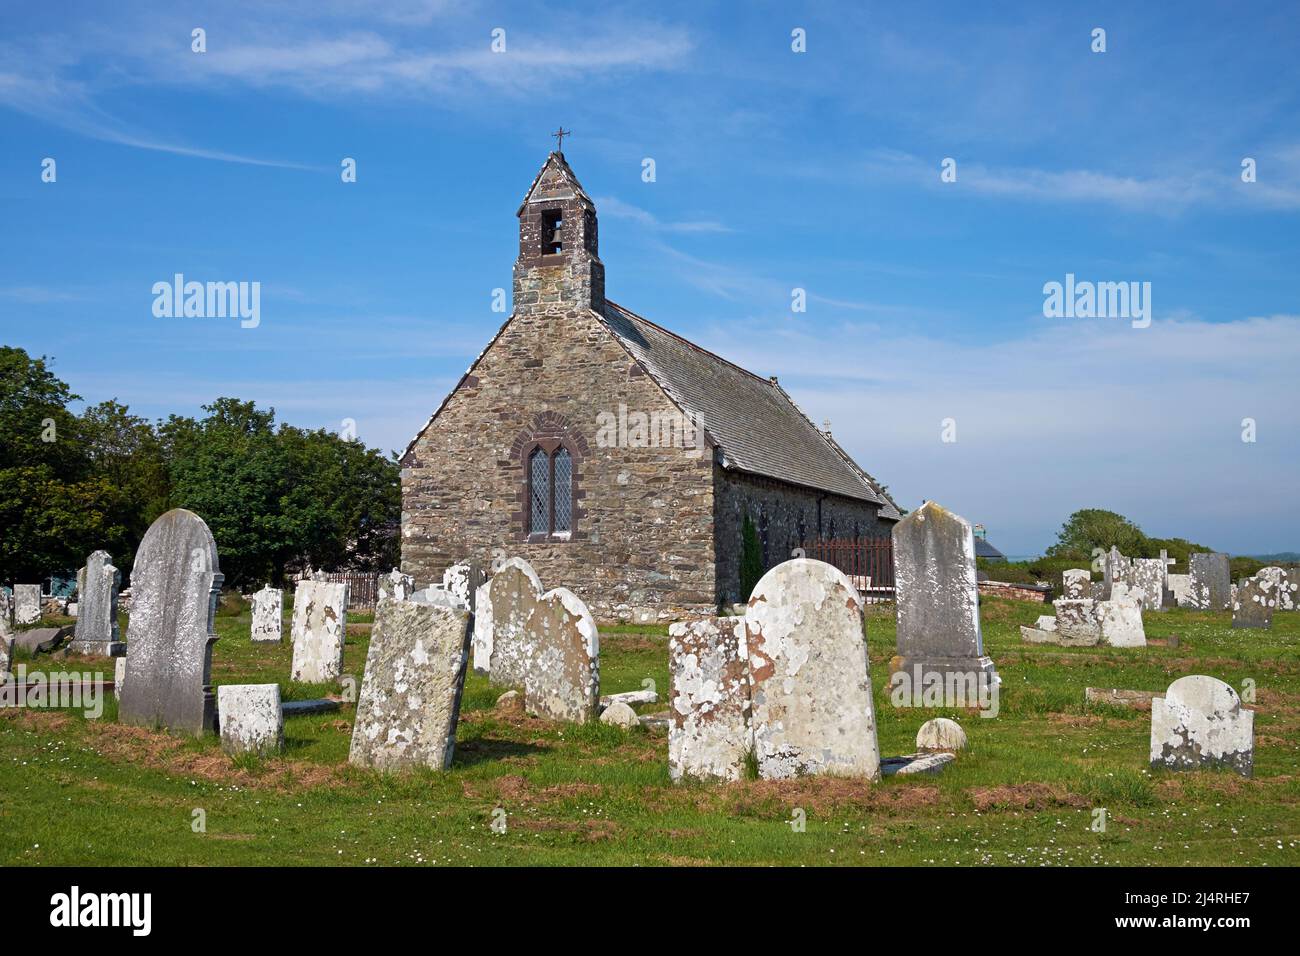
[119,509,222,736]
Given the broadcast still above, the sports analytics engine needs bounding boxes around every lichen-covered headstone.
[916,717,967,752]
[477,558,543,685]
[443,560,485,613]
[1097,590,1146,647]
[348,596,473,771]
[1062,569,1091,600]
[1130,558,1165,612]
[892,502,998,686]
[114,656,126,699]
[217,684,284,756]
[1053,598,1101,641]
[1168,573,1192,607]
[1258,567,1297,612]
[1188,553,1231,610]
[250,585,283,643]
[523,587,599,723]
[118,509,222,735]
[0,590,13,668]
[746,559,880,780]
[668,617,752,782]
[289,580,349,683]
[378,568,414,603]
[70,550,121,653]
[1150,675,1253,777]
[1101,547,1132,601]
[14,585,41,626]
[1232,574,1275,630]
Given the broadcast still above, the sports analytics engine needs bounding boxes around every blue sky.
[1,1,1297,556]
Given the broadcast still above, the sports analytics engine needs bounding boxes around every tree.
[0,348,123,583]
[1046,508,1150,560]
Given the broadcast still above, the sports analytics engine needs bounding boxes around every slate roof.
[974,537,1006,560]
[600,301,897,511]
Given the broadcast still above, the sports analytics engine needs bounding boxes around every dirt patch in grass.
[510,817,620,841]
[7,709,348,793]
[1047,713,1106,728]
[722,777,941,816]
[461,774,603,807]
[966,782,1089,810]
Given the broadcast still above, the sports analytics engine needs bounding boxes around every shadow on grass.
[452,736,549,768]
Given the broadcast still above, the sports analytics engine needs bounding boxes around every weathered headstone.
[1167,572,1192,607]
[289,580,349,683]
[1062,569,1091,600]
[746,559,880,780]
[916,717,967,752]
[1097,589,1146,647]
[69,550,121,655]
[1259,567,1298,612]
[1130,558,1165,612]
[118,509,222,736]
[1232,574,1276,630]
[1054,598,1101,641]
[217,684,284,756]
[0,589,12,652]
[378,568,414,603]
[250,585,283,643]
[1188,553,1231,610]
[1150,675,1253,777]
[668,617,752,782]
[14,585,41,626]
[114,656,126,699]
[1102,547,1132,601]
[892,502,998,686]
[443,560,485,613]
[348,596,473,771]
[474,557,543,683]
[522,587,599,723]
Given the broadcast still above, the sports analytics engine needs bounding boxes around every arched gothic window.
[527,444,574,537]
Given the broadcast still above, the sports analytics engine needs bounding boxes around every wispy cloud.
[595,196,731,234]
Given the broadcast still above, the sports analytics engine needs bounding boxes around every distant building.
[973,524,1006,562]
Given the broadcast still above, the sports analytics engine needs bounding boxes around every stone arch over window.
[510,412,589,542]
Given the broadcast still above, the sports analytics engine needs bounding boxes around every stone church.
[401,151,900,619]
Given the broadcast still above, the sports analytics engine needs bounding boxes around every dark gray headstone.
[1188,553,1231,610]
[118,509,222,736]
[70,550,121,653]
[892,502,998,686]
[1232,574,1275,629]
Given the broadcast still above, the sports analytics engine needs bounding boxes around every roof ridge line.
[603,299,778,389]
[767,380,882,505]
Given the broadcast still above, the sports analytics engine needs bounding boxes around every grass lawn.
[2,597,1298,866]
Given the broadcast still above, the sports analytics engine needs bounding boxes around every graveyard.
[3,583,1298,867]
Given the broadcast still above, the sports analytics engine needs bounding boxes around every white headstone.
[745,559,880,780]
[218,684,284,756]
[14,585,41,626]
[476,557,543,685]
[1150,675,1253,777]
[250,586,283,643]
[290,580,349,683]
[522,587,599,723]
[442,561,485,613]
[378,568,414,603]
[668,617,752,782]
[916,717,967,752]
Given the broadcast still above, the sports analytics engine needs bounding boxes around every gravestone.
[1054,598,1101,641]
[1102,547,1132,601]
[522,587,599,723]
[0,589,12,647]
[475,558,543,683]
[1188,553,1231,610]
[892,502,998,686]
[114,656,126,699]
[118,509,222,736]
[250,586,283,643]
[1130,558,1165,612]
[217,684,284,756]
[1097,589,1146,647]
[289,580,349,683]
[1232,574,1275,629]
[916,717,967,752]
[1259,567,1298,612]
[14,585,41,626]
[1167,573,1192,607]
[0,600,11,677]
[1062,569,1091,600]
[378,568,414,602]
[1150,675,1253,777]
[348,596,473,771]
[70,551,121,654]
[443,560,485,613]
[746,558,880,780]
[668,617,752,782]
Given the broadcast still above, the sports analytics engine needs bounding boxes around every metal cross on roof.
[551,127,571,152]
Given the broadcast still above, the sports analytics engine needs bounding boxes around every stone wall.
[978,580,1053,603]
[713,466,893,606]
[402,307,717,621]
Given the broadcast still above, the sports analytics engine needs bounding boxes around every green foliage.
[1046,508,1150,560]
[740,513,763,602]
[1,348,399,589]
